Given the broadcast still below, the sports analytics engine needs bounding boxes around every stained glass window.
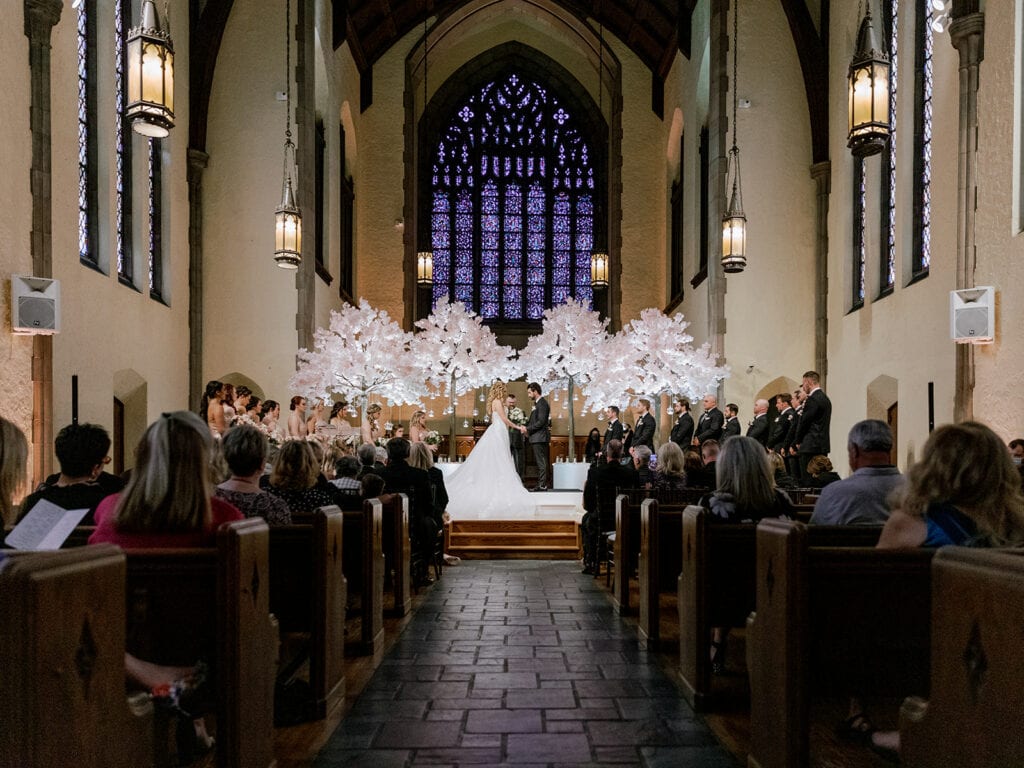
[852,157,866,309]
[148,138,163,300]
[76,0,98,269]
[912,0,933,278]
[115,0,134,286]
[879,0,898,294]
[428,72,597,320]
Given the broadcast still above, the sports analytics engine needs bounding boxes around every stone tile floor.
[315,560,737,767]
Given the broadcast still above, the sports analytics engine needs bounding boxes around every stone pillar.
[708,0,730,386]
[24,0,62,486]
[294,0,316,352]
[810,161,831,387]
[949,9,984,423]
[187,149,209,413]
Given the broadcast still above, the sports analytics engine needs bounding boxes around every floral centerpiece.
[424,430,441,446]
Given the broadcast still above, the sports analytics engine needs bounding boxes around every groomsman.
[795,370,832,482]
[694,394,725,444]
[746,398,770,447]
[785,389,805,480]
[603,405,624,446]
[507,393,525,476]
[722,404,742,440]
[632,399,656,451]
[669,397,695,448]
[768,392,795,454]
[525,382,551,490]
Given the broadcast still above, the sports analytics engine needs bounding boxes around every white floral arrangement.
[507,406,527,426]
[375,437,389,448]
[424,430,441,446]
[383,420,394,434]
[343,433,361,448]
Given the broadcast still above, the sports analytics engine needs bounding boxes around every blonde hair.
[114,411,214,534]
[487,381,508,404]
[366,403,382,417]
[408,441,435,471]
[806,455,834,476]
[270,439,320,490]
[900,422,1024,546]
[411,410,427,427]
[0,417,29,526]
[655,441,686,478]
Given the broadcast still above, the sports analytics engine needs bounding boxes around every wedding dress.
[444,403,538,520]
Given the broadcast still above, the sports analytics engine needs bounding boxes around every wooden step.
[446,519,581,560]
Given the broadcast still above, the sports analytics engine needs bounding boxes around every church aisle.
[314,560,736,767]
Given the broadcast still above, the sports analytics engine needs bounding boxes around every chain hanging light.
[721,0,747,274]
[125,0,175,137]
[847,2,891,157]
[590,19,609,288]
[274,0,302,269]
[416,15,434,286]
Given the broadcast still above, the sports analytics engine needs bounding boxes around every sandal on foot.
[835,713,875,744]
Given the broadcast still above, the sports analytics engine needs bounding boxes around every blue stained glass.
[552,286,570,304]
[505,232,522,252]
[482,265,499,285]
[504,266,521,284]
[576,253,592,273]
[433,194,450,213]
[575,231,593,251]
[482,301,498,318]
[503,286,521,309]
[553,268,570,285]
[527,231,545,250]
[456,230,473,250]
[527,188,545,214]
[456,284,474,304]
[577,196,593,215]
[553,231,570,250]
[481,285,499,302]
[481,156,489,174]
[527,267,546,286]
[575,286,593,307]
[553,249,570,269]
[481,231,499,249]
[516,157,524,176]
[433,230,450,249]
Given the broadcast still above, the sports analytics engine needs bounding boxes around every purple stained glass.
[575,253,592,273]
[527,231,546,250]
[575,286,593,307]
[481,230,499,249]
[575,231,593,252]
[553,268,570,285]
[504,266,521,285]
[482,266,498,285]
[527,267,546,286]
[553,216,570,235]
[503,286,521,309]
[456,284,474,304]
[527,186,545,214]
[505,232,522,253]
[482,301,498,318]
[481,285,499,302]
[552,286,570,304]
[553,249,570,269]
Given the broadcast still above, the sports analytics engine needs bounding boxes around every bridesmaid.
[361,403,382,445]
[200,380,226,438]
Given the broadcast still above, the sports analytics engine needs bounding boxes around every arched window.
[428,72,598,321]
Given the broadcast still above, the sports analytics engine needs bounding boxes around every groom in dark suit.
[525,382,551,490]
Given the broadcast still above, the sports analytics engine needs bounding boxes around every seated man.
[378,437,437,584]
[581,440,638,575]
[631,444,653,489]
[690,439,720,490]
[810,420,903,526]
[18,423,123,525]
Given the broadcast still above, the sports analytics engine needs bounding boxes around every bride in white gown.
[444,381,538,520]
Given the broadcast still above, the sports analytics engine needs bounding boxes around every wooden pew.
[380,493,411,616]
[340,500,385,656]
[268,506,346,719]
[0,545,153,768]
[900,547,1024,768]
[637,499,689,644]
[612,488,707,614]
[679,509,883,711]
[748,518,933,768]
[124,518,277,768]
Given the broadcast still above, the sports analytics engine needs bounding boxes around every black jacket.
[796,389,832,455]
[670,412,695,447]
[379,459,433,524]
[603,419,624,446]
[695,408,724,443]
[746,414,770,446]
[768,408,795,452]
[632,413,656,451]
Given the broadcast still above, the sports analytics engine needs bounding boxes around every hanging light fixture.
[590,19,609,288]
[721,0,747,274]
[847,2,891,157]
[125,0,175,137]
[274,0,302,269]
[417,15,434,286]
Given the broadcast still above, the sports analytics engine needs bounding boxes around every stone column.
[709,0,730,386]
[949,8,984,423]
[187,149,209,412]
[810,161,831,386]
[24,0,62,486]
[294,0,316,352]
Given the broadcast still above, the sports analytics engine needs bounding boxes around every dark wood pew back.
[123,518,277,768]
[748,518,933,768]
[380,493,411,615]
[900,547,1024,768]
[637,500,689,643]
[0,545,152,768]
[679,509,883,711]
[268,506,346,719]
[340,500,385,655]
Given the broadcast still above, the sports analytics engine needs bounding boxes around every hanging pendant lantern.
[590,250,609,287]
[416,250,434,285]
[847,5,891,157]
[125,0,175,137]
[721,0,747,274]
[274,0,302,268]
[590,20,609,289]
[416,16,434,285]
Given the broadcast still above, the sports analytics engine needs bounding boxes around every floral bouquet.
[375,437,389,448]
[424,430,440,446]
[508,406,527,427]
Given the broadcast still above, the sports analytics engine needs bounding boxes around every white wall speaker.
[950,286,994,344]
[11,275,60,335]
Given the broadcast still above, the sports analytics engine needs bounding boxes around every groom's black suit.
[525,396,551,489]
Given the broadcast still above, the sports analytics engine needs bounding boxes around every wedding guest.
[393,425,405,439]
[806,455,841,488]
[200,380,227,437]
[215,425,291,526]
[89,411,244,547]
[581,440,638,575]
[374,446,389,467]
[18,423,122,525]
[769,451,800,490]
[631,444,654,489]
[361,403,382,445]
[652,441,688,492]
[0,417,29,526]
[379,438,437,585]
[584,428,603,463]
[409,441,448,530]
[683,449,706,488]
[286,396,308,438]
[262,439,338,515]
[331,456,362,493]
[356,443,382,479]
[360,473,385,500]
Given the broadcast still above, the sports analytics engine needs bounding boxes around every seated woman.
[215,425,291,526]
[846,422,1024,756]
[806,454,841,489]
[262,439,339,515]
[682,448,707,489]
[652,441,688,492]
[0,417,29,528]
[409,441,448,530]
[768,450,799,490]
[699,436,794,673]
[584,428,602,464]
